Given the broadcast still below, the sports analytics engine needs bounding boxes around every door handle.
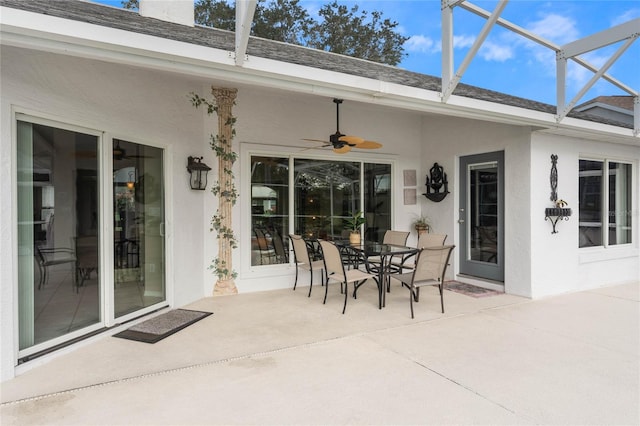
[458,219,465,223]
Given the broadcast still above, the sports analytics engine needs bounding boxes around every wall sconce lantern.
[187,156,211,190]
[544,154,572,233]
[423,162,449,202]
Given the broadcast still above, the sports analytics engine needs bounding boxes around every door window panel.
[17,120,100,351]
[113,139,165,318]
[469,163,498,264]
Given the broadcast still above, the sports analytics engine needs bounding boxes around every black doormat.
[114,309,212,343]
[445,281,502,298]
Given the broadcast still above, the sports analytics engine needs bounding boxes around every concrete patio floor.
[2,280,639,425]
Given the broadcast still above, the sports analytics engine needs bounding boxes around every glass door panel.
[17,120,101,352]
[459,152,504,282]
[113,139,165,317]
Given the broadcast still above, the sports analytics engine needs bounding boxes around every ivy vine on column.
[190,87,238,295]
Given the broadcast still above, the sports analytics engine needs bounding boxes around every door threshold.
[456,274,504,292]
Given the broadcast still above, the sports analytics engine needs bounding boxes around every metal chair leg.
[323,276,329,304]
[342,282,348,314]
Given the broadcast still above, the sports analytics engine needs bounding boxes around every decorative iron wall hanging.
[544,154,572,233]
[423,162,449,202]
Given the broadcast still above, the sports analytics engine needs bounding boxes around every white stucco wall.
[2,44,637,381]
[419,115,534,296]
[0,47,209,380]
[530,132,640,297]
[231,91,425,292]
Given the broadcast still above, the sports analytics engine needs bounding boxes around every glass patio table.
[334,240,418,309]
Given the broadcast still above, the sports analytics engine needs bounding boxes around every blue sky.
[92,0,639,106]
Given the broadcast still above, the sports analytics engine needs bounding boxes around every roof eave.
[1,6,637,145]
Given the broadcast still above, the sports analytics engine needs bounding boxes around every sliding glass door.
[17,117,167,358]
[17,119,101,353]
[112,139,165,318]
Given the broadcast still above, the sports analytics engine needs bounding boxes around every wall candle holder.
[422,162,449,202]
[544,154,572,234]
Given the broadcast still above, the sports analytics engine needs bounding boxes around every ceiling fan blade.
[355,141,382,149]
[333,145,352,154]
[338,135,364,145]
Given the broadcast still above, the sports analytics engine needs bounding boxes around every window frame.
[243,148,395,272]
[578,156,634,249]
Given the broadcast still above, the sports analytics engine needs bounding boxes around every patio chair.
[366,230,410,291]
[35,244,77,292]
[290,234,325,297]
[395,233,448,272]
[254,228,276,265]
[271,230,289,264]
[418,232,447,248]
[367,230,410,270]
[319,240,375,314]
[387,245,455,318]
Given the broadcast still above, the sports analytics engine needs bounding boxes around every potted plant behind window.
[413,215,431,235]
[344,211,366,244]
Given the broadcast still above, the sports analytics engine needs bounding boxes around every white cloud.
[405,35,440,54]
[611,8,640,26]
[480,41,513,62]
[453,34,475,49]
[526,13,579,45]
[566,50,611,93]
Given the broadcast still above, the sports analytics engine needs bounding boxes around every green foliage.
[123,0,407,66]
[344,211,366,232]
[121,0,138,10]
[413,215,430,227]
[191,91,238,280]
[209,258,237,280]
[195,0,235,30]
[307,1,408,65]
[210,211,238,249]
[253,0,314,45]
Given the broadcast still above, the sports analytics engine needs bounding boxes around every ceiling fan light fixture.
[302,98,383,154]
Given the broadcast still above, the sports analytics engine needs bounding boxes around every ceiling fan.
[112,139,152,161]
[303,98,383,154]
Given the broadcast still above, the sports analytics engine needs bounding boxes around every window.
[250,156,392,266]
[579,159,633,248]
